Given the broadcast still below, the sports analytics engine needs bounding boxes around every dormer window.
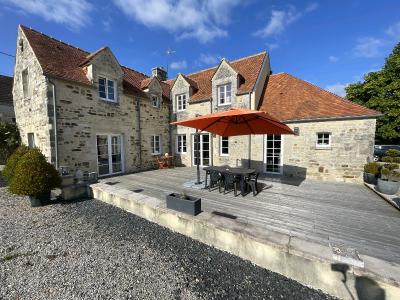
[99,77,116,102]
[218,83,232,106]
[176,94,187,111]
[152,95,160,108]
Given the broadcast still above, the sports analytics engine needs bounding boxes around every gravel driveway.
[0,178,335,300]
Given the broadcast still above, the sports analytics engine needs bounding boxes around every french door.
[265,134,283,174]
[97,134,123,176]
[192,134,210,166]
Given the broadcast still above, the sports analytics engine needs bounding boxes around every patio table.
[203,166,256,195]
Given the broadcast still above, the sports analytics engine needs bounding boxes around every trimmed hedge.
[9,148,61,197]
[2,145,29,182]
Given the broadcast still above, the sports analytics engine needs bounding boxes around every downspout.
[47,77,58,170]
[248,92,252,168]
[135,98,142,168]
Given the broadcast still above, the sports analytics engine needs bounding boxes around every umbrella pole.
[195,130,200,184]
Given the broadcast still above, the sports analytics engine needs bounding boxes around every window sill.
[220,154,229,157]
[217,103,232,107]
[315,146,332,150]
[99,97,118,104]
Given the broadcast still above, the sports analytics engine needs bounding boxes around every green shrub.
[2,146,29,182]
[382,156,393,163]
[364,162,381,174]
[9,148,61,197]
[0,121,20,164]
[385,149,400,157]
[383,163,399,171]
[381,167,390,176]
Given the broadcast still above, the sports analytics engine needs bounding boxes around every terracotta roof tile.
[20,25,170,100]
[259,73,380,121]
[167,52,267,102]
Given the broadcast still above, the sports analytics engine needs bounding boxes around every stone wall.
[281,118,376,183]
[13,28,53,160]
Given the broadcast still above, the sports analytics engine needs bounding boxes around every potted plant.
[363,162,380,184]
[377,163,400,195]
[9,148,61,207]
[166,191,201,216]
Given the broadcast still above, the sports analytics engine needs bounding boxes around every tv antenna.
[166,48,176,75]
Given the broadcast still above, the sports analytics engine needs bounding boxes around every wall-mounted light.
[294,127,300,136]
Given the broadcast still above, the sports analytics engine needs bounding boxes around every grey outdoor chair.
[223,173,239,196]
[245,173,259,196]
[209,170,223,192]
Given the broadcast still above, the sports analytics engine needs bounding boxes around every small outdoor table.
[203,166,256,195]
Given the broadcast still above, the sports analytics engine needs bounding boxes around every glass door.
[192,134,210,166]
[97,134,123,176]
[265,134,282,174]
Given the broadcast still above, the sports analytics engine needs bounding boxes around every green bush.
[385,149,400,157]
[383,163,399,171]
[0,121,20,164]
[364,162,381,174]
[9,148,61,197]
[2,145,29,182]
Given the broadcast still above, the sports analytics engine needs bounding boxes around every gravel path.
[0,179,336,300]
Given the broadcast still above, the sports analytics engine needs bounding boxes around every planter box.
[29,191,51,207]
[376,178,400,195]
[166,193,201,216]
[363,172,377,185]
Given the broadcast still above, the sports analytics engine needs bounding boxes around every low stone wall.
[91,183,400,300]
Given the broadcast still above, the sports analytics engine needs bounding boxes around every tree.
[346,42,400,144]
[0,121,20,164]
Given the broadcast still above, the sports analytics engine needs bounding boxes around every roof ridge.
[121,65,149,78]
[185,51,267,77]
[275,72,380,114]
[20,24,89,55]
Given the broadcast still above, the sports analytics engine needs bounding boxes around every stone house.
[13,25,380,183]
[0,75,15,123]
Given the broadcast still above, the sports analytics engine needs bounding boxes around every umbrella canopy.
[171,108,294,136]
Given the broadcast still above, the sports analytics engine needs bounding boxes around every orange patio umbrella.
[171,108,294,136]
[171,108,294,185]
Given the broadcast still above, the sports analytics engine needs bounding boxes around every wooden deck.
[99,167,400,264]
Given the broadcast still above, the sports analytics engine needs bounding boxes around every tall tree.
[346,42,400,144]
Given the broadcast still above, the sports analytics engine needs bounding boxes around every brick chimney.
[151,67,167,81]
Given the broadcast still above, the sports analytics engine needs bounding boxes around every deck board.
[101,167,400,264]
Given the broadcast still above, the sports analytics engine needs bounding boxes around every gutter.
[283,114,383,124]
[46,77,58,170]
[135,98,142,167]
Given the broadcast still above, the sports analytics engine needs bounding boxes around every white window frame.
[176,134,187,154]
[176,94,187,112]
[22,68,29,98]
[217,83,232,106]
[220,136,229,156]
[152,95,160,108]
[95,134,125,177]
[151,135,161,155]
[98,76,117,102]
[316,132,332,149]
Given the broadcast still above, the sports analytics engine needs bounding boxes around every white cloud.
[198,53,220,65]
[254,4,318,38]
[354,37,386,58]
[266,43,279,50]
[170,60,187,70]
[386,21,400,39]
[1,0,92,30]
[328,55,339,62]
[112,0,242,43]
[102,17,112,32]
[325,83,348,97]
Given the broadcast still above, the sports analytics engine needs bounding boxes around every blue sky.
[0,0,399,96]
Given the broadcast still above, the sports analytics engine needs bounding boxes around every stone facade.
[13,28,170,176]
[13,28,53,160]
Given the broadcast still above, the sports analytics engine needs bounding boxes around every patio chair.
[223,173,239,196]
[245,173,259,196]
[209,170,223,192]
